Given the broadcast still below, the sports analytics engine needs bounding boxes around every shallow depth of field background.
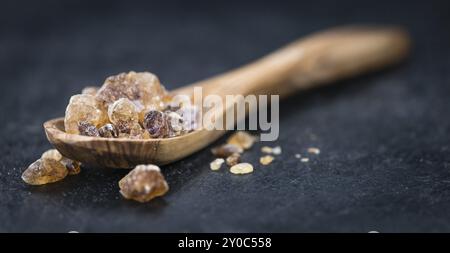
[1,0,450,232]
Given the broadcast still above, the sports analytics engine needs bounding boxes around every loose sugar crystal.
[229,163,254,175]
[260,155,274,165]
[272,146,282,155]
[226,153,241,166]
[211,144,243,158]
[22,158,68,185]
[261,146,273,154]
[40,149,81,175]
[61,158,81,175]
[41,149,63,161]
[210,158,225,171]
[119,164,169,203]
[307,147,320,155]
[129,122,150,139]
[261,146,281,155]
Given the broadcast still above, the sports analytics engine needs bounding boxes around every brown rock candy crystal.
[229,163,254,175]
[226,153,241,166]
[107,98,139,133]
[78,121,100,137]
[143,110,170,138]
[119,164,169,203]
[64,94,107,134]
[211,144,243,158]
[81,86,99,96]
[227,131,256,150]
[41,149,81,175]
[96,71,168,112]
[61,158,81,175]
[22,158,68,185]
[41,149,63,161]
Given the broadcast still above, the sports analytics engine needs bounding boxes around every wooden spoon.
[44,25,410,168]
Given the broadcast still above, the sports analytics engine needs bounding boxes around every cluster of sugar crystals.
[22,159,68,185]
[210,131,258,174]
[64,71,199,139]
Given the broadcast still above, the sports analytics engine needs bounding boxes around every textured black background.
[1,0,450,232]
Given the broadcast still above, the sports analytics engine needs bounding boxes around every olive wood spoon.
[44,25,410,168]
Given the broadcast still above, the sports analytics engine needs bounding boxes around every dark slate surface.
[1,0,450,232]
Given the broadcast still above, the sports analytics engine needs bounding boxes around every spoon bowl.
[44,118,225,168]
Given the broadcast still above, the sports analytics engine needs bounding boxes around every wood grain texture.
[44,25,410,168]
[44,118,225,168]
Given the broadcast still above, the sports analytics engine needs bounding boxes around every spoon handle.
[176,25,410,98]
